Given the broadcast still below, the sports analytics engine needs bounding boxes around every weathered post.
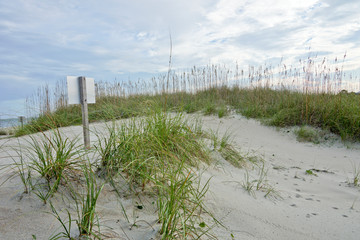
[18,116,25,128]
[79,76,90,149]
[67,76,95,149]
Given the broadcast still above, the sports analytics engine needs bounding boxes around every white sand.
[0,114,359,239]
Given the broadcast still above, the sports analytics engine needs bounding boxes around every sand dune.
[0,114,359,239]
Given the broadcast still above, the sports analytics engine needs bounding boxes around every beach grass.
[76,162,104,238]
[17,87,360,141]
[93,110,217,239]
[6,107,227,238]
[16,58,360,141]
[47,162,104,240]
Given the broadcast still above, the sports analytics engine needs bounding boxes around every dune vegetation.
[18,57,360,141]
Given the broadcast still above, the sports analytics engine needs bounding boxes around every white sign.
[67,76,96,104]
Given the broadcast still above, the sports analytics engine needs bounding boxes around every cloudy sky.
[0,0,359,118]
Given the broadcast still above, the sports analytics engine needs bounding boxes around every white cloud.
[0,74,31,83]
[137,32,148,39]
[0,0,360,116]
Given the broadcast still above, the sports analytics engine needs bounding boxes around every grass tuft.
[19,129,83,204]
[295,126,320,144]
[94,110,217,239]
[76,162,104,238]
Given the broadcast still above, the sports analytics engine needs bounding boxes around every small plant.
[305,169,317,176]
[49,202,74,240]
[206,129,246,167]
[183,102,197,114]
[207,129,219,150]
[255,162,268,191]
[10,144,32,194]
[214,130,246,168]
[295,126,320,144]
[217,105,228,118]
[25,129,82,203]
[350,162,360,187]
[32,183,56,205]
[219,144,245,168]
[242,163,280,200]
[94,122,118,169]
[242,170,256,197]
[204,103,216,115]
[264,185,282,200]
[157,164,213,239]
[76,163,104,238]
[49,162,103,239]
[219,131,231,149]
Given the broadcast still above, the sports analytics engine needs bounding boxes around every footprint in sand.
[306,213,318,218]
[295,194,302,198]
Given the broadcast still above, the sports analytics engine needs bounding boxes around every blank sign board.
[67,76,96,104]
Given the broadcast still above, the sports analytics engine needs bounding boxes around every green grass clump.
[27,131,80,183]
[295,126,320,144]
[76,163,104,238]
[208,130,246,168]
[157,162,212,239]
[96,111,210,182]
[95,110,216,239]
[242,162,281,200]
[183,102,197,114]
[12,129,83,204]
[9,131,104,238]
[204,103,216,115]
[217,105,228,118]
[49,162,104,240]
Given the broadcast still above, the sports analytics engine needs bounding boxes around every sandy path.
[199,114,360,240]
[0,114,359,239]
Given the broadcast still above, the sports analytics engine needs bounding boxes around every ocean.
[0,118,23,128]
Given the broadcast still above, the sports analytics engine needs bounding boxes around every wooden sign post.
[67,76,95,149]
[18,116,25,128]
[79,77,90,149]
